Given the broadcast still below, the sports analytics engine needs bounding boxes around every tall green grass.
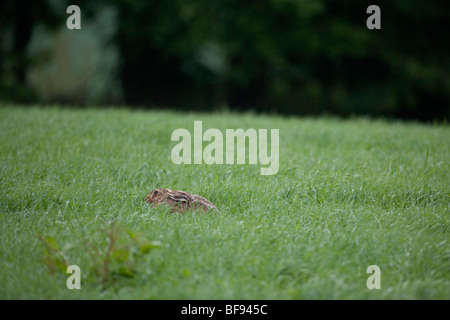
[0,105,448,299]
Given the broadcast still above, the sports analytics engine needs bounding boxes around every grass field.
[0,105,449,299]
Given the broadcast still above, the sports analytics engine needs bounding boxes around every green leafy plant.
[36,234,69,274]
[36,223,161,284]
[83,223,162,283]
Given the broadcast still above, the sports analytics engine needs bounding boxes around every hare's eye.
[153,190,158,195]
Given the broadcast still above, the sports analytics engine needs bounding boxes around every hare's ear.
[168,192,192,204]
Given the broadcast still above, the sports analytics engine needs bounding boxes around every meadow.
[0,105,448,299]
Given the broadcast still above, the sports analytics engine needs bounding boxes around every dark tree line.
[1,0,449,121]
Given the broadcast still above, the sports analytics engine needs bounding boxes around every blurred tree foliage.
[1,0,449,120]
[0,0,60,102]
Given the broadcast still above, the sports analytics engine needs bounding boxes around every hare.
[145,188,220,214]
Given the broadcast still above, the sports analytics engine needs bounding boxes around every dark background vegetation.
[1,0,449,121]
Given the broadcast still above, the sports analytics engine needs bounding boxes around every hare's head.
[145,188,171,204]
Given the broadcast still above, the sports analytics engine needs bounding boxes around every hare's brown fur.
[145,188,219,214]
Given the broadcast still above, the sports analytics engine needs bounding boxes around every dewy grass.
[0,105,448,299]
